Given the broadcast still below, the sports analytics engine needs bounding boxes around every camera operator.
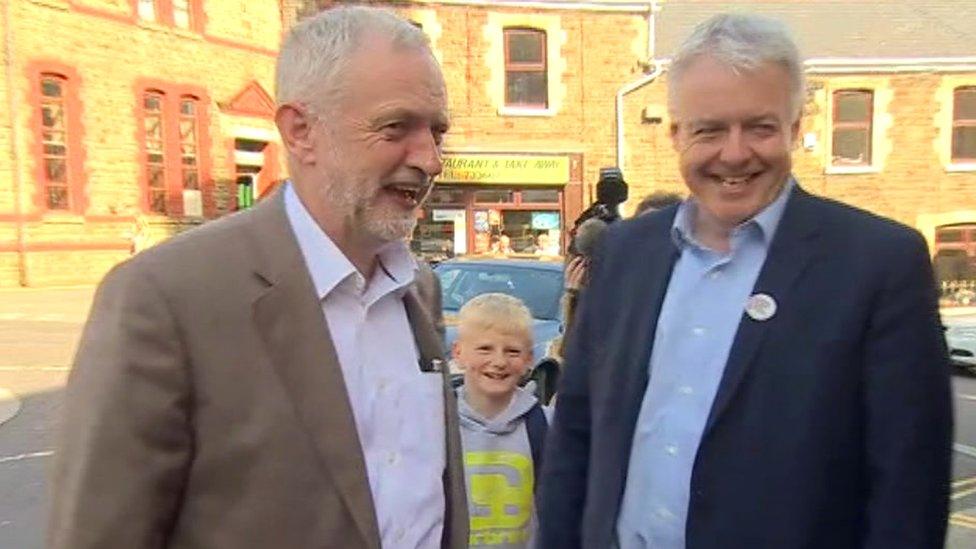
[547,168,628,367]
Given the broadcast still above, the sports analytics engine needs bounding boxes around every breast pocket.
[395,372,447,464]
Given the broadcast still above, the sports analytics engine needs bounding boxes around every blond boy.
[453,293,549,549]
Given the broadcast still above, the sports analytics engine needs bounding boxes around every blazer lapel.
[248,191,382,549]
[609,213,681,442]
[703,187,824,435]
[402,291,469,549]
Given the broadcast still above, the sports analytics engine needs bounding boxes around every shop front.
[412,152,584,262]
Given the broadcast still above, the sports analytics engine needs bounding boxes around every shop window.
[504,28,547,108]
[39,75,70,210]
[474,189,515,204]
[427,188,466,205]
[831,89,873,166]
[521,189,559,203]
[953,86,976,163]
[934,224,976,306]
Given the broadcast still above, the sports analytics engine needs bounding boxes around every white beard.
[320,166,417,243]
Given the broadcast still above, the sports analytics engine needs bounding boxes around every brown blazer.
[48,191,468,549]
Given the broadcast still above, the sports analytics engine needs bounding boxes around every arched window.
[179,96,199,191]
[39,74,70,210]
[143,90,167,214]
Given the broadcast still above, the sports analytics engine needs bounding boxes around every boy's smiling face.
[454,326,533,401]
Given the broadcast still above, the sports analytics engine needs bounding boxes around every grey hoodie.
[457,385,544,549]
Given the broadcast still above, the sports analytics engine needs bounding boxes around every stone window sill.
[498,106,556,118]
[825,165,881,175]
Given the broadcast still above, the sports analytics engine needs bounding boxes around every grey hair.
[668,13,806,119]
[275,5,431,111]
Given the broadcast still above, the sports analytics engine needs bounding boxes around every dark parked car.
[434,257,564,401]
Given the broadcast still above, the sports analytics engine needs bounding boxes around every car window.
[436,264,563,320]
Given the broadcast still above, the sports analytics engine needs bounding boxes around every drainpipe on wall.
[615,0,662,177]
[3,0,27,286]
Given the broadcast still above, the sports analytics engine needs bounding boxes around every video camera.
[568,167,628,257]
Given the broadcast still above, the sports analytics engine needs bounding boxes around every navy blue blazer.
[538,186,952,549]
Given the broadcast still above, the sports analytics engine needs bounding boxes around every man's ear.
[275,104,318,166]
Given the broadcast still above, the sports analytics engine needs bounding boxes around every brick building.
[0,0,284,286]
[2,0,975,291]
[289,1,976,292]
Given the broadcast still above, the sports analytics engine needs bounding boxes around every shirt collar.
[283,181,417,300]
[671,176,796,250]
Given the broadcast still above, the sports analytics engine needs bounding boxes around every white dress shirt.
[284,183,446,548]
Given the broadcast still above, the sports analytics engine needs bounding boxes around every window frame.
[831,89,874,167]
[952,86,976,163]
[137,0,157,22]
[39,74,71,211]
[179,95,200,191]
[136,81,212,217]
[503,27,548,109]
[137,0,203,32]
[29,62,88,215]
[143,90,168,214]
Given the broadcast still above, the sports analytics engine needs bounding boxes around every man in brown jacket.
[48,6,466,549]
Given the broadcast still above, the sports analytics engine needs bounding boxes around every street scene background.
[0,287,975,547]
[3,0,976,546]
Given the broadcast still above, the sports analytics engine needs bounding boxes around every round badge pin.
[746,293,777,321]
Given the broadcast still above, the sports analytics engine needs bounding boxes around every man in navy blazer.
[538,13,952,549]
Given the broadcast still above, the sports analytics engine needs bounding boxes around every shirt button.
[656,506,673,519]
[387,452,399,466]
[395,528,405,541]
[709,270,722,280]
[665,444,678,456]
[679,385,694,395]
[692,327,706,336]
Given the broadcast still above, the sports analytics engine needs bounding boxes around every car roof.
[435,255,564,272]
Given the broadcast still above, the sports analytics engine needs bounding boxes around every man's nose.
[408,130,443,178]
[718,127,751,165]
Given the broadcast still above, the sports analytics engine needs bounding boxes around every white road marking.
[0,450,54,464]
[959,393,976,402]
[955,443,976,459]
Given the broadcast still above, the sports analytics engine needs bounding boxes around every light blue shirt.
[616,179,795,549]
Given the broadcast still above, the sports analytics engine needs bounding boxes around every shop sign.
[440,154,570,185]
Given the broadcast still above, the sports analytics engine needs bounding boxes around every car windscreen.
[436,264,563,321]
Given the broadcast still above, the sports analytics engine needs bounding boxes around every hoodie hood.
[457,384,538,435]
